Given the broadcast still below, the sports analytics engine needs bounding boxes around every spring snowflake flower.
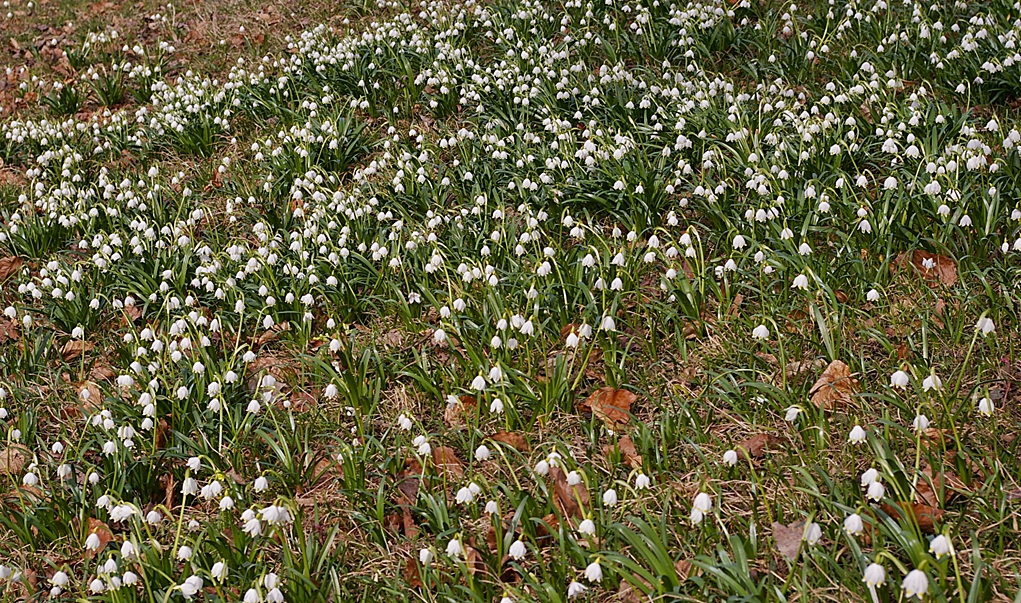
[866,289,880,302]
[848,425,867,443]
[890,371,910,388]
[784,406,801,422]
[929,535,952,559]
[568,581,587,598]
[803,522,822,545]
[578,519,596,535]
[600,315,616,331]
[912,414,930,432]
[844,513,864,536]
[446,538,464,558]
[602,489,618,506]
[419,548,434,564]
[85,533,102,551]
[635,473,651,489]
[860,468,879,486]
[723,450,738,466]
[210,562,227,581]
[180,576,203,599]
[475,445,491,461]
[976,317,995,335]
[752,324,769,340]
[792,274,809,289]
[863,563,886,587]
[866,481,885,502]
[471,375,487,391]
[485,500,499,514]
[509,540,527,560]
[902,569,929,599]
[585,560,603,582]
[978,397,994,416]
[922,374,942,391]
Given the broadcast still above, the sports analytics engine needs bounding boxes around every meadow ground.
[1,0,1021,601]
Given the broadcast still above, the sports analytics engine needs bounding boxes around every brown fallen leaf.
[894,250,958,287]
[583,387,637,430]
[0,318,19,344]
[916,465,968,508]
[90,364,117,381]
[253,322,291,347]
[881,502,943,534]
[490,431,529,452]
[809,359,858,409]
[535,513,560,539]
[550,466,589,518]
[603,434,643,469]
[85,518,114,559]
[674,559,693,581]
[783,358,827,378]
[443,395,477,430]
[124,301,143,323]
[736,433,778,459]
[0,256,23,282]
[287,389,317,413]
[60,339,94,361]
[0,447,26,474]
[403,557,424,588]
[772,521,805,561]
[431,446,463,479]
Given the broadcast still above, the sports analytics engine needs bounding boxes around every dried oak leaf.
[736,433,778,459]
[881,502,943,534]
[583,387,637,429]
[0,446,26,474]
[124,301,143,323]
[90,364,117,381]
[894,250,958,287]
[550,466,589,518]
[403,557,424,588]
[85,518,114,559]
[0,318,19,344]
[252,322,291,348]
[771,521,805,561]
[916,465,968,508]
[808,359,858,409]
[490,431,529,452]
[0,256,23,282]
[675,559,693,581]
[444,395,477,430]
[431,446,463,479]
[60,339,94,361]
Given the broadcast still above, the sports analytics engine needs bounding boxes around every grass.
[0,0,1020,600]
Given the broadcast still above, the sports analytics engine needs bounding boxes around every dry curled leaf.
[431,446,463,479]
[253,321,291,347]
[0,446,26,474]
[772,521,805,561]
[0,256,23,282]
[916,465,968,508]
[603,434,643,469]
[403,557,424,588]
[443,395,476,430]
[582,387,637,429]
[490,431,529,452]
[881,501,943,534]
[60,339,94,361]
[85,518,114,559]
[736,433,778,459]
[550,466,589,518]
[809,359,858,409]
[894,250,958,286]
[0,318,19,344]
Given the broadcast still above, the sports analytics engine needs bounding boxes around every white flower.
[211,562,227,580]
[419,548,434,564]
[52,571,69,587]
[123,571,138,585]
[792,274,809,289]
[534,460,550,475]
[843,513,864,536]
[752,324,769,340]
[509,540,527,560]
[978,397,994,416]
[446,538,464,558]
[976,317,995,335]
[90,578,105,593]
[912,414,930,432]
[485,500,499,514]
[860,468,879,486]
[584,560,603,582]
[848,425,867,443]
[177,546,193,560]
[471,375,487,391]
[693,492,712,512]
[475,445,491,461]
[180,576,203,598]
[254,476,269,492]
[803,522,822,545]
[866,481,885,502]
[244,589,261,603]
[784,406,801,422]
[902,569,929,599]
[602,489,618,506]
[490,398,505,414]
[578,519,596,535]
[635,473,651,489]
[568,581,587,598]
[455,487,474,504]
[863,563,886,587]
[929,535,952,559]
[890,370,910,388]
[600,315,616,331]
[866,288,880,302]
[85,533,102,551]
[922,374,942,391]
[433,329,446,343]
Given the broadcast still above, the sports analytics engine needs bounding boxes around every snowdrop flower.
[635,473,651,489]
[723,450,738,466]
[848,425,867,444]
[890,370,910,388]
[922,374,942,391]
[978,397,994,416]
[752,324,769,340]
[446,538,464,558]
[929,535,952,559]
[584,560,603,582]
[602,489,618,506]
[844,513,864,536]
[863,563,886,587]
[902,569,929,598]
[509,540,527,560]
[568,581,587,598]
[912,414,930,432]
